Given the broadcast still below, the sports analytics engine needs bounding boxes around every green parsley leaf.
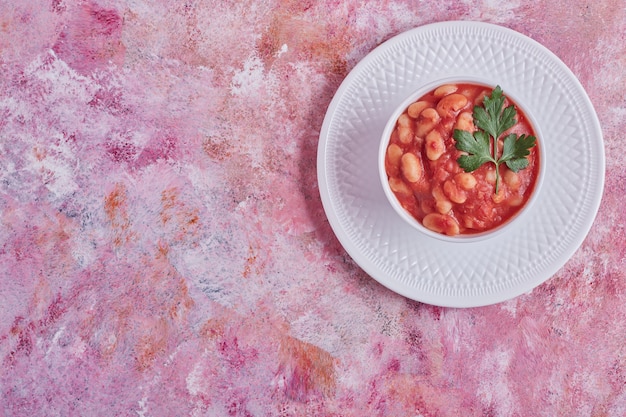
[500,133,536,172]
[453,85,537,194]
[454,130,494,172]
[473,86,517,140]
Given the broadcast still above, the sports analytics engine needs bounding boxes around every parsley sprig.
[453,86,536,194]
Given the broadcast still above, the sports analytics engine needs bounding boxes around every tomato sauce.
[384,83,540,236]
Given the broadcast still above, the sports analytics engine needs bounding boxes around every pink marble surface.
[0,1,624,416]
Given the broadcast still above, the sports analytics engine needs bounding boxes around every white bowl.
[378,77,546,243]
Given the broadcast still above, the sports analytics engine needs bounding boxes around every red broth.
[384,83,540,236]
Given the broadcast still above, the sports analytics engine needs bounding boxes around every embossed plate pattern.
[317,21,605,307]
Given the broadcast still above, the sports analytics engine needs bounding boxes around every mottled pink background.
[1,1,624,416]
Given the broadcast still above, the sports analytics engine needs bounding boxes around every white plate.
[317,21,605,307]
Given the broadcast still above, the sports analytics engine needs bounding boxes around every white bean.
[397,113,412,128]
[443,180,467,204]
[401,153,422,183]
[422,213,460,236]
[432,186,452,214]
[503,169,521,190]
[397,126,414,144]
[436,93,468,117]
[454,111,474,132]
[415,108,441,137]
[388,177,412,196]
[420,200,434,215]
[387,143,403,168]
[454,172,477,190]
[407,101,430,119]
[436,199,453,214]
[425,129,445,161]
[433,84,458,97]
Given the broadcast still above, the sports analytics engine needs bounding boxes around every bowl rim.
[378,76,547,243]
